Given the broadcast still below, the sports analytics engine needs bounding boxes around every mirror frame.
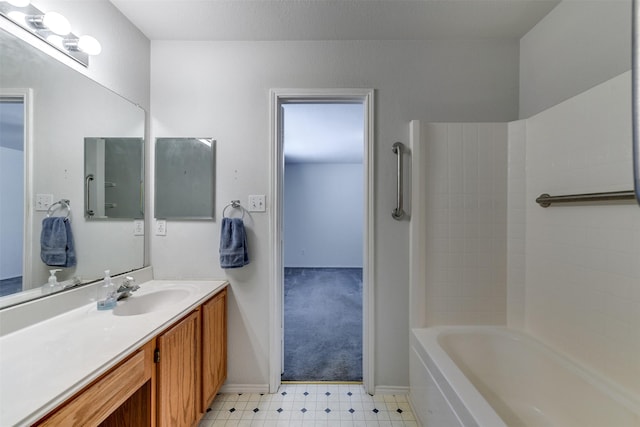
[154,137,216,220]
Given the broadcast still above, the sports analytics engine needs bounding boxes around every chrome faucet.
[116,276,139,300]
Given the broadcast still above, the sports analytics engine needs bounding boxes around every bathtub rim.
[412,326,506,427]
[411,326,640,427]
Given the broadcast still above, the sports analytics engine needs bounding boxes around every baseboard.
[219,384,270,394]
[374,385,410,395]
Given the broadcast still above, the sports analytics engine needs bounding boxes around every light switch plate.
[155,219,167,236]
[133,220,144,236]
[35,194,54,211]
[248,195,266,212]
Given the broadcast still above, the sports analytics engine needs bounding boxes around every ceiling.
[110,0,560,42]
[283,103,364,164]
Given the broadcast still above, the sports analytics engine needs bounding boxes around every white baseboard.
[219,384,270,394]
[374,385,410,395]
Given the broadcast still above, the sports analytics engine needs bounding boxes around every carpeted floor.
[0,276,22,297]
[282,267,363,382]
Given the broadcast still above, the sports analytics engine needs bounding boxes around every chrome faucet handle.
[117,276,139,294]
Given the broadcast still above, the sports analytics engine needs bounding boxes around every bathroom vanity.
[0,279,228,427]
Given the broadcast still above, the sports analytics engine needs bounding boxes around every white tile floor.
[199,383,418,427]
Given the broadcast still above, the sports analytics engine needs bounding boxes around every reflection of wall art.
[155,138,216,219]
[85,137,144,220]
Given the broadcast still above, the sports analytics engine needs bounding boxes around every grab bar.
[633,0,640,205]
[392,142,405,220]
[536,190,635,207]
[85,174,94,217]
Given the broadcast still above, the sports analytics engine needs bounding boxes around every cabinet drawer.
[38,349,148,426]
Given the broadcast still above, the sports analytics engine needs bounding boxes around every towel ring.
[47,199,71,220]
[222,200,245,219]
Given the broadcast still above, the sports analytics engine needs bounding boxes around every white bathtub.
[409,326,640,427]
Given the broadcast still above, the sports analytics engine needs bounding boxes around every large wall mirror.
[0,27,146,308]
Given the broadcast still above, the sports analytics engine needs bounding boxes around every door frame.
[0,89,33,292]
[269,88,375,394]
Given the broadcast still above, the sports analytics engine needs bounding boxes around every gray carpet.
[0,276,22,297]
[282,267,362,382]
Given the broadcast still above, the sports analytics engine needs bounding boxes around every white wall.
[519,0,631,118]
[506,120,527,330]
[421,123,508,326]
[284,162,363,268]
[150,39,520,389]
[522,71,640,395]
[30,0,150,109]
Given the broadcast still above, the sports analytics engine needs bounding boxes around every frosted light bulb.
[77,35,101,55]
[46,34,64,49]
[42,11,70,35]
[7,11,26,24]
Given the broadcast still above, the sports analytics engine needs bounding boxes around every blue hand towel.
[219,217,249,268]
[40,217,77,268]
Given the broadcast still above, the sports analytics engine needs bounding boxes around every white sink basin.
[113,289,191,316]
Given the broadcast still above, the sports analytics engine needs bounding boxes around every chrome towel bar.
[536,190,636,207]
[392,142,405,220]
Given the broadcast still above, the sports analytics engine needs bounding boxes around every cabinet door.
[157,310,201,427]
[201,288,227,411]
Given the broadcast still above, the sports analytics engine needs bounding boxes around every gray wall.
[150,38,520,389]
[519,0,631,119]
[284,162,363,268]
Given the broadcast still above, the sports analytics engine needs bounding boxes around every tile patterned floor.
[199,383,418,427]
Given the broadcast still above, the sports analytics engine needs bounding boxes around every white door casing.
[269,88,375,394]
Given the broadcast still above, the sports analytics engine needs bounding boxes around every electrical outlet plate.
[248,195,266,212]
[155,219,167,236]
[133,220,144,236]
[35,194,54,211]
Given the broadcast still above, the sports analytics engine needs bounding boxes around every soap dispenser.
[42,269,62,295]
[97,270,117,310]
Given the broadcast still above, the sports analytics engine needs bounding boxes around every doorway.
[0,92,30,297]
[281,103,364,382]
[269,89,375,394]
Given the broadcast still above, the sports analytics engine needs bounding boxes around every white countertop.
[0,279,228,427]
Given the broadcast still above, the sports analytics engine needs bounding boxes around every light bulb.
[7,11,26,25]
[46,34,64,49]
[7,0,30,7]
[42,11,70,35]
[77,35,101,55]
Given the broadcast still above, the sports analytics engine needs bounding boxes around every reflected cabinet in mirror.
[155,138,215,219]
[0,27,146,308]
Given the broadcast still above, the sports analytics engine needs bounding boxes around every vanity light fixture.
[0,1,100,67]
[26,11,71,35]
[64,34,102,56]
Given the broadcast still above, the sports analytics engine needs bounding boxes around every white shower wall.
[421,123,508,326]
[522,71,640,395]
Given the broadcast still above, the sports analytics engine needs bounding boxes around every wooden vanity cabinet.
[156,287,228,426]
[201,287,227,411]
[34,286,227,427]
[35,340,156,427]
[156,310,201,427]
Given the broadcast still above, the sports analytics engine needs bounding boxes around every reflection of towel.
[40,217,77,267]
[219,217,249,268]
